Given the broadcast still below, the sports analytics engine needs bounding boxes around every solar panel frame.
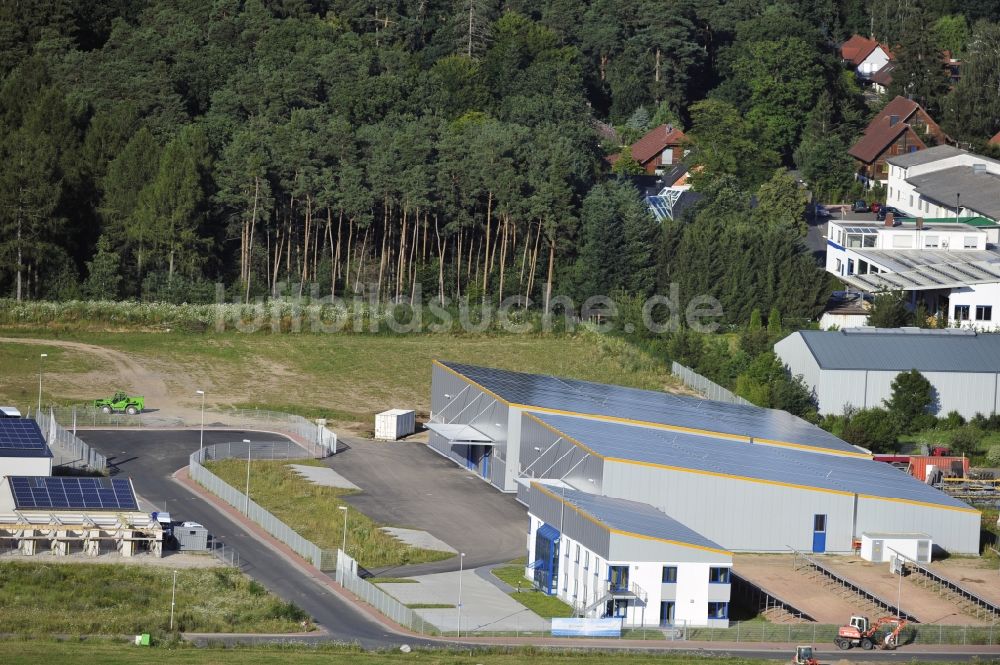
[0,420,52,457]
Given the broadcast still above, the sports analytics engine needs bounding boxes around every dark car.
[876,205,910,221]
[851,200,869,213]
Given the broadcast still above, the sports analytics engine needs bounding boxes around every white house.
[840,35,893,79]
[825,216,1000,330]
[886,145,1000,222]
[524,480,732,628]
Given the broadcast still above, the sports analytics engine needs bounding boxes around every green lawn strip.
[0,342,106,409]
[621,628,665,640]
[204,458,453,569]
[0,561,306,636]
[405,603,455,609]
[0,640,779,665]
[491,564,574,619]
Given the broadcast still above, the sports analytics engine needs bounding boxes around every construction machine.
[791,645,820,665]
[834,615,908,650]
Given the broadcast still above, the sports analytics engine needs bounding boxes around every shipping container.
[860,532,932,563]
[909,456,968,483]
[375,409,416,440]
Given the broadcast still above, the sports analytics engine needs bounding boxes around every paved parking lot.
[327,435,527,576]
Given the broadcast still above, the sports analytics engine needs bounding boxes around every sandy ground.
[926,557,1000,606]
[0,550,222,569]
[734,554,991,626]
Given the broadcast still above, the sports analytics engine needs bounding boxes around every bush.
[910,413,939,432]
[941,410,966,429]
[841,408,902,453]
[949,427,984,457]
[986,445,1000,467]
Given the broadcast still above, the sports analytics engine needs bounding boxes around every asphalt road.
[75,429,1000,660]
[77,428,431,648]
[330,435,527,577]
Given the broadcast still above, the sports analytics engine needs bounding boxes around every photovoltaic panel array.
[8,476,139,511]
[439,361,861,455]
[532,412,972,510]
[0,419,51,457]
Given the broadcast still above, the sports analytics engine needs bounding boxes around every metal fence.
[43,405,337,459]
[673,621,998,646]
[335,549,437,635]
[33,408,107,472]
[671,362,752,406]
[188,444,334,570]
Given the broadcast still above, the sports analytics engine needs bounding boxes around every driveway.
[327,435,527,576]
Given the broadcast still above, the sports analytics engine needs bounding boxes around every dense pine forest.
[2,0,999,323]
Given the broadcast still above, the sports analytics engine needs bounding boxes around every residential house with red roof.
[607,124,688,175]
[989,131,1000,147]
[840,35,893,79]
[848,96,950,186]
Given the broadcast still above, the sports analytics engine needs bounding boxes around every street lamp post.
[457,552,466,637]
[196,390,206,463]
[243,439,252,514]
[169,570,178,630]
[339,505,348,553]
[37,353,47,416]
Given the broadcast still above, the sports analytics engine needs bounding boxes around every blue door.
[481,448,491,479]
[465,445,475,470]
[812,514,827,553]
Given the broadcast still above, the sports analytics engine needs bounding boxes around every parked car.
[876,205,910,221]
[851,200,869,213]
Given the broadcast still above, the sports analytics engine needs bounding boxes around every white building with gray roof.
[886,145,1000,222]
[775,327,1000,421]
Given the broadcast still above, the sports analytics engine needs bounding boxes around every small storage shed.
[860,532,932,563]
[175,522,208,551]
[375,409,415,440]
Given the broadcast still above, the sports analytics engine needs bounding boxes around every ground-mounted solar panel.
[7,476,139,511]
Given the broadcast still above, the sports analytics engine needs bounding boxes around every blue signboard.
[551,617,623,638]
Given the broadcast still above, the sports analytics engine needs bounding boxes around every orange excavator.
[835,615,908,650]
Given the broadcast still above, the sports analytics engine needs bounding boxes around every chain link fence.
[672,362,752,406]
[33,408,107,472]
[188,444,335,570]
[41,405,336,459]
[335,549,437,635]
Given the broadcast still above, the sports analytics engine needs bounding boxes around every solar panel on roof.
[8,476,139,511]
[0,419,48,451]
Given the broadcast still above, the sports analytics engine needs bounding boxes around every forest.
[2,0,1000,323]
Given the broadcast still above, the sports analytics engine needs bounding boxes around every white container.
[860,532,933,563]
[375,409,416,440]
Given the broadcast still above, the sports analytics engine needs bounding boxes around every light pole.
[37,353,47,415]
[457,552,466,637]
[196,390,206,463]
[243,439,252,514]
[339,505,348,553]
[169,569,178,630]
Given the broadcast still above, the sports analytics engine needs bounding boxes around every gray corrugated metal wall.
[528,484,611,558]
[519,415,605,491]
[777,333,1000,418]
[855,496,980,553]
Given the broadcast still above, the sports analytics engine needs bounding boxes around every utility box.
[860,532,932,563]
[375,409,415,440]
[175,522,208,551]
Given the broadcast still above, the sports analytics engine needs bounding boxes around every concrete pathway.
[382,527,456,554]
[288,463,360,490]
[378,568,549,633]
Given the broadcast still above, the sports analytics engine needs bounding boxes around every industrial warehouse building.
[428,361,980,560]
[774,327,1000,419]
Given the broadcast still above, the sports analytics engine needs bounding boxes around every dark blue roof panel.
[438,361,861,456]
[532,413,972,511]
[0,419,52,458]
[535,482,728,552]
[8,476,139,511]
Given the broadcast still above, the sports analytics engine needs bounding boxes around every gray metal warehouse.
[774,327,1000,419]
[428,361,981,556]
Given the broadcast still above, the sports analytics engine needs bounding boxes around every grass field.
[0,640,778,665]
[491,564,574,619]
[0,341,104,408]
[203,458,453,569]
[0,561,306,636]
[0,329,679,423]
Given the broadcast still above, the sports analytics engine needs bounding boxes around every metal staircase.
[584,579,648,615]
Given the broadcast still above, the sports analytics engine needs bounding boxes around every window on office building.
[955,305,970,320]
[709,567,730,584]
[708,602,729,619]
[662,566,678,583]
[976,305,992,321]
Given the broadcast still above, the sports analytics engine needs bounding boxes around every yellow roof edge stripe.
[530,481,731,556]
[436,360,867,458]
[856,493,980,514]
